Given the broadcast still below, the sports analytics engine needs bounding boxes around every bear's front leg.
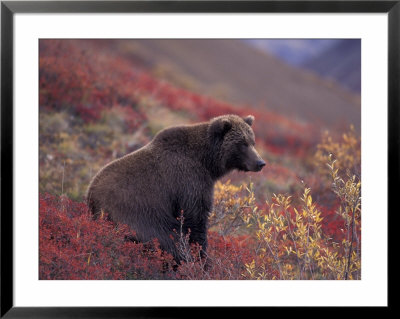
[175,189,212,261]
[187,222,212,273]
[187,217,208,259]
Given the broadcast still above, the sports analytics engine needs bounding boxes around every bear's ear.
[243,115,254,126]
[210,118,232,137]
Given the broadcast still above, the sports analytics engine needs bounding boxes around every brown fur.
[86,114,265,261]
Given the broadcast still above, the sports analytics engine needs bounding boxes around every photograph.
[2,0,395,314]
[39,38,361,280]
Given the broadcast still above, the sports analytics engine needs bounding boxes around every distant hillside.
[301,40,361,94]
[244,39,361,94]
[244,39,340,65]
[112,39,360,132]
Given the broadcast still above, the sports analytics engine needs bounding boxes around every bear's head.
[209,114,266,175]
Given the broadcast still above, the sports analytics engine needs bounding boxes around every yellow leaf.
[307,195,312,207]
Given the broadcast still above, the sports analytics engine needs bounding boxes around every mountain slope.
[244,39,341,65]
[302,39,361,93]
[114,39,360,132]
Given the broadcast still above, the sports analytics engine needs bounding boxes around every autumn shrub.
[39,163,361,280]
[39,190,263,280]
[210,129,362,280]
[326,154,361,280]
[306,126,362,241]
[39,193,177,280]
[315,125,361,178]
[312,126,361,203]
[208,180,256,236]
[175,232,259,280]
[242,168,361,280]
[167,207,256,280]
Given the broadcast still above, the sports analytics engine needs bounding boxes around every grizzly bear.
[86,114,265,262]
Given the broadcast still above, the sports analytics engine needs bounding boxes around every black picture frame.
[1,0,395,317]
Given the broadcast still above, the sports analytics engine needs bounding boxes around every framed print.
[1,0,396,317]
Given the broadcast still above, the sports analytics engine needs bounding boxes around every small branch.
[344,204,356,280]
[61,160,66,195]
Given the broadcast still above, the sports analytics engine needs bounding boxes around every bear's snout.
[256,160,266,171]
[245,146,266,172]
